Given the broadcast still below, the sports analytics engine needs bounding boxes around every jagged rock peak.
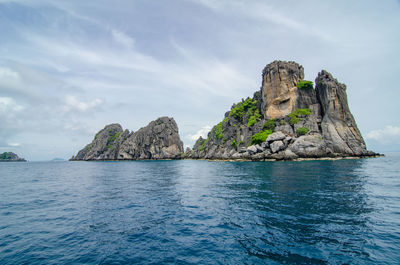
[261,60,313,119]
[71,117,184,161]
[315,70,367,156]
[261,60,304,77]
[71,123,125,161]
[118,116,183,160]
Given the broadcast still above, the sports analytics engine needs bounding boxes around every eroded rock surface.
[71,117,184,161]
[316,70,367,156]
[118,117,184,160]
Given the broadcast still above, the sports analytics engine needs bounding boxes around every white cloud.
[0,97,24,112]
[63,95,103,112]
[188,0,334,41]
[111,29,135,48]
[366,125,400,144]
[8,142,21,147]
[0,67,19,79]
[186,125,212,141]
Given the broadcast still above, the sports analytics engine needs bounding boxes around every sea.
[1,154,399,264]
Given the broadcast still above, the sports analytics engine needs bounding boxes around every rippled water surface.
[1,154,400,264]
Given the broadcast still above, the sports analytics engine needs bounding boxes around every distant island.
[71,60,380,161]
[51,158,66,161]
[0,152,26,162]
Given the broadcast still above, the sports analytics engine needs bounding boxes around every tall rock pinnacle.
[261,61,317,119]
[315,70,367,156]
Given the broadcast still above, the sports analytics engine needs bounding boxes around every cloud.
[111,29,135,49]
[186,125,212,141]
[0,67,19,79]
[63,95,103,112]
[188,0,334,41]
[366,126,400,144]
[0,97,24,112]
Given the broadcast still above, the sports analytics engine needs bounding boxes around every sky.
[0,0,399,160]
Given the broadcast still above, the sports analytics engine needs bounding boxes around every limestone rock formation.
[71,123,126,161]
[316,70,367,156]
[118,117,184,160]
[261,61,317,119]
[188,60,378,160]
[0,152,26,162]
[71,117,184,161]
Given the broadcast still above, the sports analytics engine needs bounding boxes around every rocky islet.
[71,117,184,160]
[0,152,26,162]
[71,60,378,161]
[186,60,378,160]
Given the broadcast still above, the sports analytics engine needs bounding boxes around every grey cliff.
[71,117,184,161]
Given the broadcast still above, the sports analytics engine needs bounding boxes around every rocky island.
[72,60,379,162]
[71,117,184,161]
[186,60,379,161]
[0,152,27,162]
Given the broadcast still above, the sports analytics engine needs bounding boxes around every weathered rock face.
[188,60,378,160]
[71,117,184,161]
[316,71,367,156]
[0,152,26,162]
[71,124,125,161]
[261,61,317,119]
[118,117,184,160]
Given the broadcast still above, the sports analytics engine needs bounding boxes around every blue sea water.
[1,154,400,264]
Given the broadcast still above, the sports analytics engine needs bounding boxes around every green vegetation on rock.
[213,122,223,139]
[0,152,25,161]
[297,80,313,90]
[263,119,276,131]
[296,127,310,136]
[0,152,13,160]
[247,109,261,127]
[229,98,256,119]
[229,98,261,127]
[199,138,209,151]
[288,108,311,125]
[106,131,122,146]
[250,129,273,145]
[280,120,286,125]
[226,97,263,127]
[195,138,203,146]
[232,139,237,149]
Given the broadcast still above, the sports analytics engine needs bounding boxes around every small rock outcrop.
[70,117,184,161]
[187,60,378,161]
[0,152,26,162]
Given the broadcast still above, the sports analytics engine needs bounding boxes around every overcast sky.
[0,0,399,160]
